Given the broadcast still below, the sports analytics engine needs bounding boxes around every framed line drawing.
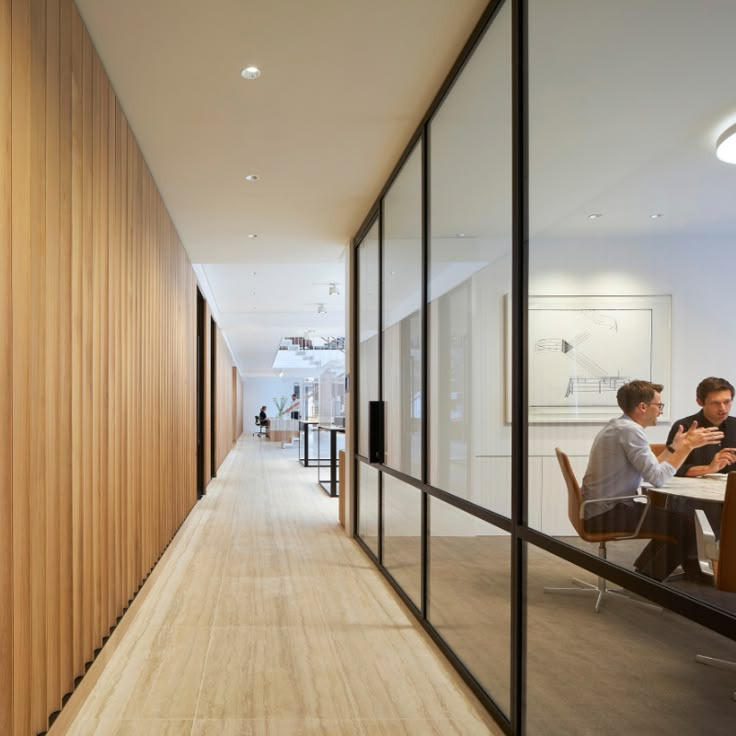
[506,294,671,423]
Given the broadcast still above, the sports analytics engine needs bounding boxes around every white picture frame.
[506,294,671,423]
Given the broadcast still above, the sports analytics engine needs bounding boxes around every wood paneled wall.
[2,0,200,732]
[235,368,243,442]
[213,326,243,471]
[201,301,213,492]
[1,2,13,734]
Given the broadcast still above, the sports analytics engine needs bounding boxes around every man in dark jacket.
[666,377,736,477]
[665,376,736,543]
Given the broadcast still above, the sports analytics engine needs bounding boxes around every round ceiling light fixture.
[244,174,259,182]
[716,122,736,164]
[240,66,261,80]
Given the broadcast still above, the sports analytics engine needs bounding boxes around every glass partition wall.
[353,1,736,734]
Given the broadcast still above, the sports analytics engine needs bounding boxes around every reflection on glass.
[428,0,512,514]
[526,0,736,614]
[358,222,379,457]
[383,142,423,479]
[428,497,511,716]
[383,474,421,607]
[526,543,736,735]
[357,462,379,556]
[318,366,345,425]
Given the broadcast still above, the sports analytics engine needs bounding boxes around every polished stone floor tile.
[195,625,356,720]
[191,717,366,735]
[60,438,500,736]
[68,719,192,735]
[215,575,327,627]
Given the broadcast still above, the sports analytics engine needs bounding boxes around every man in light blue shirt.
[582,380,723,581]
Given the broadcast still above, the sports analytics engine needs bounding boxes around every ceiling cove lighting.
[240,66,261,80]
[716,122,736,164]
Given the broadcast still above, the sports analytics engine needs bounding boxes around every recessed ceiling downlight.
[240,66,261,80]
[716,123,736,164]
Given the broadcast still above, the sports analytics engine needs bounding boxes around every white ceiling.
[74,0,490,377]
[74,0,736,379]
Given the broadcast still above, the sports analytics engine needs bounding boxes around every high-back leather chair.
[545,448,670,612]
[693,472,736,699]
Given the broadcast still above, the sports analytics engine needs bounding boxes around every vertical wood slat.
[69,0,83,684]
[11,1,33,734]
[29,1,47,730]
[45,0,60,716]
[80,20,93,666]
[57,0,73,699]
[5,0,215,730]
[0,0,13,731]
[107,82,118,635]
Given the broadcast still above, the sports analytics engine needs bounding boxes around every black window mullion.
[510,0,529,734]
[421,129,430,618]
[377,202,384,565]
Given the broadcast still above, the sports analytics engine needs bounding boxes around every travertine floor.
[56,436,501,736]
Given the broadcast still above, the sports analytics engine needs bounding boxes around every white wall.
[362,236,736,536]
[426,236,736,536]
[503,236,734,534]
[529,236,736,449]
[243,377,299,428]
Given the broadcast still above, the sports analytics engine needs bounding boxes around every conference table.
[647,474,728,504]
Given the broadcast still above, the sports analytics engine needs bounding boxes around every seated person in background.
[665,376,736,542]
[258,405,270,430]
[582,380,723,581]
[666,377,736,477]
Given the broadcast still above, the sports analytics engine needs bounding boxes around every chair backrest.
[717,472,736,592]
[555,448,585,536]
[694,509,717,577]
[255,414,261,426]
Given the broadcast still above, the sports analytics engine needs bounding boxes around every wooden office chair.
[545,448,670,613]
[694,472,736,699]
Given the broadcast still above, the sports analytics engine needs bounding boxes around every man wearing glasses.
[582,380,723,581]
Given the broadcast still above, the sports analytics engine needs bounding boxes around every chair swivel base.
[544,576,662,614]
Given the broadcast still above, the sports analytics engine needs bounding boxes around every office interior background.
[3,0,736,735]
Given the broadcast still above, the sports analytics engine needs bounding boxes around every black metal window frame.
[350,1,736,734]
